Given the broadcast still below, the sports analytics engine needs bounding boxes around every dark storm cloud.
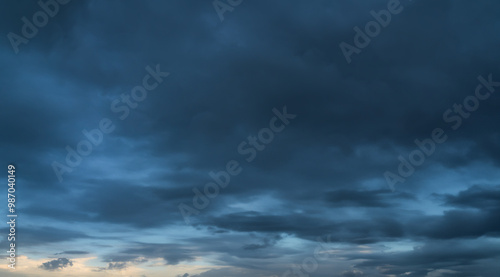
[324,189,415,207]
[351,239,500,276]
[411,209,500,240]
[439,184,500,210]
[188,234,291,262]
[39,257,73,271]
[1,0,499,186]
[1,0,500,276]
[201,210,406,244]
[107,243,196,265]
[199,185,500,243]
[0,226,89,246]
[243,234,282,250]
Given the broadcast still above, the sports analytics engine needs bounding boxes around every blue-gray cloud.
[1,0,500,276]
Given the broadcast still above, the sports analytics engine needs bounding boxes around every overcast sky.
[1,0,500,276]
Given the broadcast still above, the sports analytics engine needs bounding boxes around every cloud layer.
[1,0,500,276]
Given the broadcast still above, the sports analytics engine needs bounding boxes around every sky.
[1,0,500,276]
